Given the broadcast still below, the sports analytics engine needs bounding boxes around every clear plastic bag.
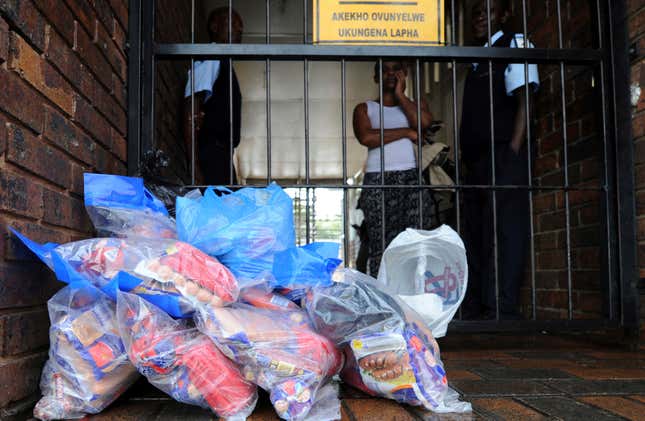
[84,173,176,239]
[176,183,295,285]
[376,226,468,338]
[11,231,239,317]
[195,303,342,420]
[34,284,139,420]
[116,291,258,419]
[303,269,471,413]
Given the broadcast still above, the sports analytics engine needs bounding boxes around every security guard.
[460,0,539,319]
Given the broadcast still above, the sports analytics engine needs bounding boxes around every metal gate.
[127,0,639,335]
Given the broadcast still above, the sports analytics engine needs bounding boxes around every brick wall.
[627,0,645,339]
[0,0,127,416]
[504,0,606,319]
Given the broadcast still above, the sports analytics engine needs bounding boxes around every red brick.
[536,289,569,309]
[0,16,8,63]
[0,352,47,407]
[0,308,49,356]
[111,128,126,162]
[74,21,112,90]
[70,162,87,196]
[112,15,126,55]
[0,0,46,51]
[4,219,70,261]
[33,0,75,46]
[65,0,96,36]
[110,0,128,30]
[0,170,44,220]
[537,249,567,270]
[9,33,74,115]
[95,16,126,81]
[572,247,600,270]
[42,188,91,232]
[112,72,126,109]
[575,291,603,313]
[92,0,114,35]
[44,27,83,91]
[535,152,560,175]
[94,82,126,134]
[43,105,96,166]
[0,114,6,156]
[0,260,60,309]
[6,123,72,189]
[73,95,112,148]
[80,64,99,105]
[0,70,43,133]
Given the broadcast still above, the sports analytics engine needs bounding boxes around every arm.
[352,103,418,149]
[510,89,529,154]
[394,71,433,130]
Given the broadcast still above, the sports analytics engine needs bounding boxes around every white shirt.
[184,60,220,102]
[364,101,417,173]
[474,30,540,96]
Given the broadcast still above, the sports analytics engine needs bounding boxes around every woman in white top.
[353,61,433,276]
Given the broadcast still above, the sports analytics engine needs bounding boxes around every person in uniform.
[460,0,539,319]
[183,7,243,185]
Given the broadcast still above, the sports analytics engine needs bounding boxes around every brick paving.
[81,334,645,420]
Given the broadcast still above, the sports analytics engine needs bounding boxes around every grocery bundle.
[13,173,471,420]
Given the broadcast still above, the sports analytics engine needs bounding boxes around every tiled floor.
[85,333,645,420]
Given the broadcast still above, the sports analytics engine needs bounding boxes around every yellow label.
[352,339,363,349]
[313,0,445,46]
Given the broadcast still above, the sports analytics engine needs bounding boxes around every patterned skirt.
[358,168,432,277]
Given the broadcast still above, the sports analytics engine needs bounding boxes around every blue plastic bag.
[176,183,295,284]
[84,173,176,239]
[271,242,342,289]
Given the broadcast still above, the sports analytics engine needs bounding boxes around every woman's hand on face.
[395,71,407,98]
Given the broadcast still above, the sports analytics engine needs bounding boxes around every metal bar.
[304,58,311,241]
[595,0,615,321]
[341,59,350,265]
[520,0,536,321]
[228,0,232,45]
[451,60,461,235]
[556,0,574,320]
[448,318,621,333]
[266,60,272,183]
[379,59,386,264]
[265,0,271,183]
[190,0,195,185]
[140,0,155,161]
[608,0,639,333]
[127,0,142,175]
[229,57,234,185]
[415,59,423,229]
[155,44,604,63]
[181,183,606,191]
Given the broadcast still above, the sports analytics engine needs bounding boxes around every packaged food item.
[303,270,471,413]
[117,291,257,419]
[34,285,139,420]
[195,304,342,420]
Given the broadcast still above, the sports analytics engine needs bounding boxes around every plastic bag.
[117,291,257,419]
[239,286,300,311]
[34,284,139,420]
[176,183,295,284]
[376,226,468,338]
[271,242,342,290]
[11,230,239,315]
[303,269,471,413]
[195,303,342,420]
[84,173,176,239]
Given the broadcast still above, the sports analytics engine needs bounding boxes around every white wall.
[203,0,374,182]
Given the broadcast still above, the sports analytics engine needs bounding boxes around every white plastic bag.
[376,225,467,338]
